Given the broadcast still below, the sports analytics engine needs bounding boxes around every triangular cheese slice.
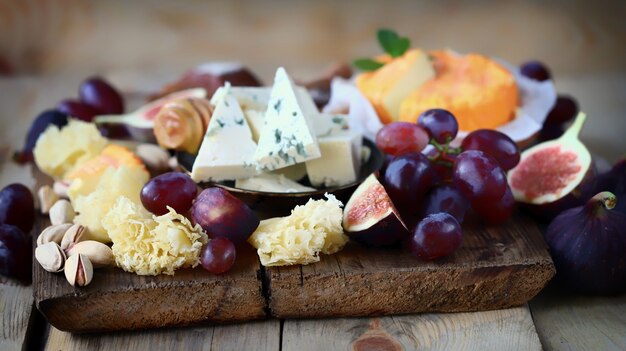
[191,90,259,182]
[254,67,321,171]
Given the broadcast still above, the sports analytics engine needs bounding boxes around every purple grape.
[79,76,125,115]
[0,224,32,282]
[57,99,101,122]
[453,150,507,202]
[408,213,462,260]
[423,184,470,223]
[200,237,236,275]
[520,60,551,82]
[140,172,198,215]
[16,109,68,163]
[417,109,459,144]
[461,129,520,171]
[383,153,436,212]
[545,95,579,126]
[472,185,516,224]
[0,183,35,234]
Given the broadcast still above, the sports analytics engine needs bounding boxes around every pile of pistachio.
[34,184,113,287]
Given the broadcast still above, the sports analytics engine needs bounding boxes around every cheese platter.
[5,28,626,335]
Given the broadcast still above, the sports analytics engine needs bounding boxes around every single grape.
[0,224,32,282]
[375,122,429,156]
[423,184,470,223]
[461,129,520,171]
[14,109,68,163]
[453,150,507,202]
[79,76,125,115]
[544,95,579,126]
[0,184,35,234]
[408,213,462,260]
[140,172,198,215]
[538,123,564,141]
[520,60,551,82]
[384,153,436,212]
[200,237,236,275]
[57,99,101,122]
[472,185,515,224]
[417,109,459,144]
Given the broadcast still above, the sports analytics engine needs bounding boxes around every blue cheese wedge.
[211,86,271,111]
[243,109,264,143]
[305,131,362,187]
[191,92,259,182]
[313,113,349,137]
[254,67,321,171]
[235,173,315,193]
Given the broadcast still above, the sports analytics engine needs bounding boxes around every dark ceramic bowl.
[177,138,384,216]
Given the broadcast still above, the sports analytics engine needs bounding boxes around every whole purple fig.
[545,191,626,295]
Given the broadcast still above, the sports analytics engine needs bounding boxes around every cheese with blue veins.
[254,67,321,171]
[313,113,349,137]
[305,131,362,187]
[191,91,259,182]
[211,86,272,112]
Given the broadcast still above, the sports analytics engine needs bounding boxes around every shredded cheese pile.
[248,193,348,266]
[102,196,207,275]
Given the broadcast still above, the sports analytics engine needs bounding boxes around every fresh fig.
[508,112,596,219]
[95,88,206,143]
[545,191,626,295]
[595,159,625,214]
[342,174,409,247]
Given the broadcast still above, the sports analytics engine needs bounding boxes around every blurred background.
[0,0,624,168]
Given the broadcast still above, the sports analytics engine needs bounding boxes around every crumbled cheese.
[33,119,108,179]
[248,193,348,266]
[102,196,207,276]
[71,165,149,243]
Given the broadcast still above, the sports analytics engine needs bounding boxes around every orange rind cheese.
[64,144,144,181]
[399,51,519,131]
[355,49,435,124]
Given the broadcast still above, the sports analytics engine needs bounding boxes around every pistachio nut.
[65,253,93,287]
[49,199,75,226]
[38,185,59,215]
[53,181,70,199]
[66,240,113,268]
[35,242,66,273]
[60,224,87,251]
[37,223,73,246]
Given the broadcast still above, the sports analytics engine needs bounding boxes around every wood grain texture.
[0,279,34,351]
[267,216,555,318]
[529,283,626,350]
[282,306,541,351]
[34,242,266,333]
[44,319,280,351]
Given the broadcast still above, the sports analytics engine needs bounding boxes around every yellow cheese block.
[355,49,435,124]
[399,51,519,131]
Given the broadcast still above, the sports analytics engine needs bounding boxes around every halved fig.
[95,88,206,143]
[508,112,596,219]
[343,174,409,246]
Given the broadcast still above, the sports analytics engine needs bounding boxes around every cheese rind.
[305,131,362,187]
[254,67,321,171]
[191,92,259,182]
[235,173,315,193]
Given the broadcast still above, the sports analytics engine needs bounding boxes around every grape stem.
[428,139,462,166]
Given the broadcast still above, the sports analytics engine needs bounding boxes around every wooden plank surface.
[0,280,34,351]
[529,283,626,350]
[282,306,542,351]
[44,320,281,351]
[34,242,266,333]
[267,216,554,318]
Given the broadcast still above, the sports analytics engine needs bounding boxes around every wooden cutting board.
[34,215,555,333]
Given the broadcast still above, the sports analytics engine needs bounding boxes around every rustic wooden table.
[1,0,625,349]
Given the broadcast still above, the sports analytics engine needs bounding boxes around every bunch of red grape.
[376,109,520,260]
[0,184,35,282]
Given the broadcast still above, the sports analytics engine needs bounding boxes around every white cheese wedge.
[211,86,272,111]
[254,67,321,171]
[313,113,349,137]
[271,163,307,181]
[191,92,259,182]
[243,109,264,143]
[305,131,362,187]
[235,173,315,193]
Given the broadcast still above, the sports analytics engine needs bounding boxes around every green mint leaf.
[377,28,410,58]
[353,58,384,71]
